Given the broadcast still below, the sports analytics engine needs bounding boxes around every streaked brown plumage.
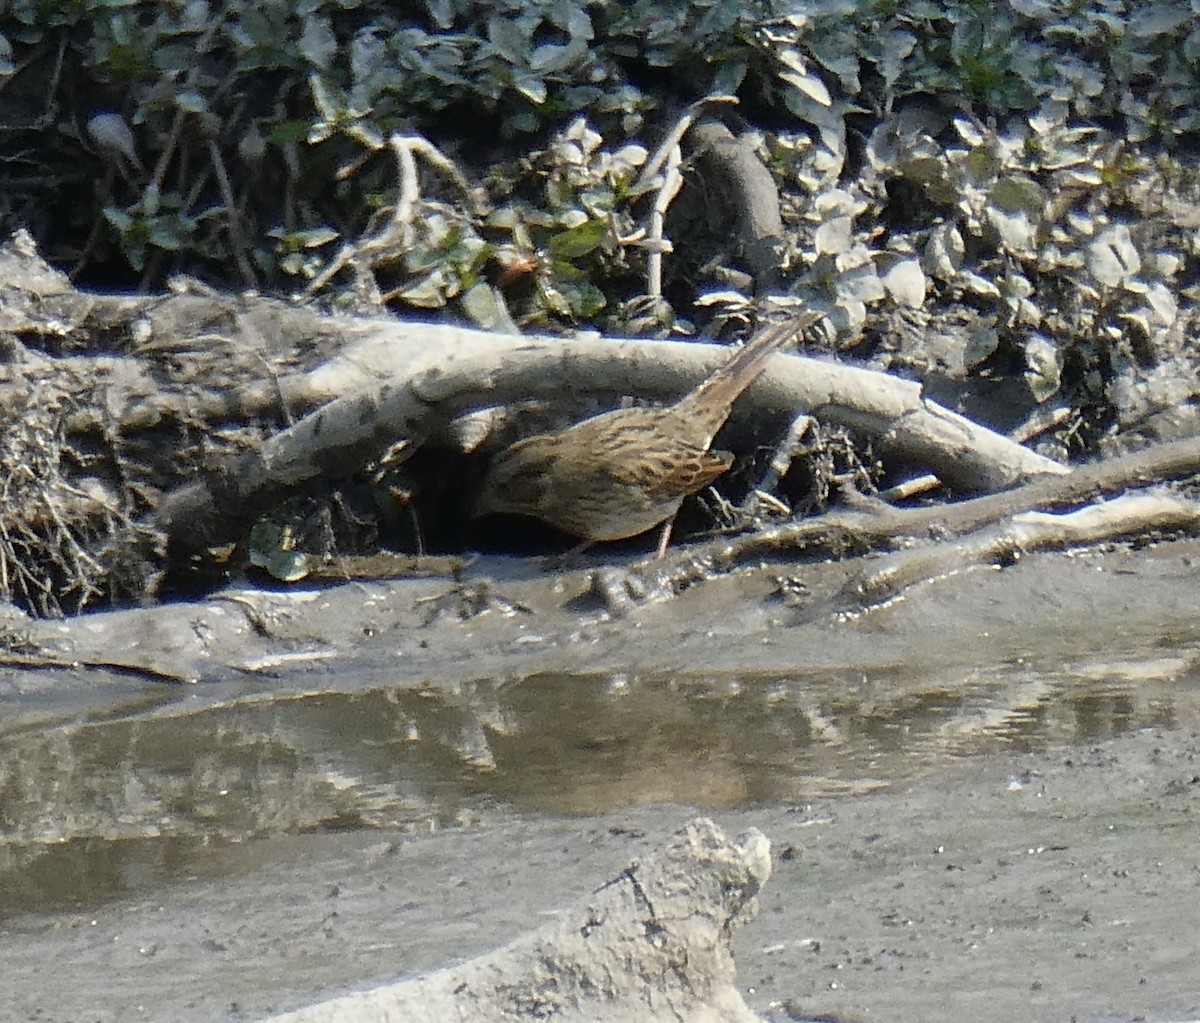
[473,312,821,544]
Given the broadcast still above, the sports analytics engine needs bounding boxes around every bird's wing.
[606,442,733,503]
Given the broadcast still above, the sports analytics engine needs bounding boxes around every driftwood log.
[2,230,1198,616]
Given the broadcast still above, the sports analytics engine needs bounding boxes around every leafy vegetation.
[2,0,1200,448]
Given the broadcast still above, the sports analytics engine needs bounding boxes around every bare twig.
[634,94,739,195]
[645,145,683,300]
[307,134,481,296]
[207,139,258,289]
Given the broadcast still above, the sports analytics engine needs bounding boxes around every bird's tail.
[676,311,822,440]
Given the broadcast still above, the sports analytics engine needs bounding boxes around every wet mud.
[2,540,1199,1021]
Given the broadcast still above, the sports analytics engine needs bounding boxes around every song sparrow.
[473,312,821,547]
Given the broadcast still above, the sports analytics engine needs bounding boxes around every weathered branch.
[642,433,1200,605]
[852,490,1200,608]
[154,321,1064,547]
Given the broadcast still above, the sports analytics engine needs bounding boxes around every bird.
[472,311,821,553]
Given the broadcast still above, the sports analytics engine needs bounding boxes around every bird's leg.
[654,517,676,560]
[540,537,595,572]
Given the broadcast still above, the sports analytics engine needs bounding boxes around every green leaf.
[398,270,450,307]
[148,220,188,250]
[461,281,519,333]
[294,226,340,249]
[269,121,313,145]
[565,281,606,317]
[249,522,311,582]
[549,259,585,282]
[141,182,160,217]
[547,218,606,260]
[102,206,134,234]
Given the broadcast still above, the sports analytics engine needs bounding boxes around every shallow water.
[3,647,1197,920]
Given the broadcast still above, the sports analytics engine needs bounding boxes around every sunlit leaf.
[1144,282,1177,325]
[881,259,926,308]
[986,206,1036,252]
[1127,4,1190,37]
[837,263,886,304]
[780,70,833,107]
[1024,333,1061,402]
[923,223,964,279]
[461,282,519,333]
[1087,225,1141,286]
[958,271,1002,300]
[513,75,547,104]
[814,216,853,256]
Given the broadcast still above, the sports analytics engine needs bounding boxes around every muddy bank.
[7,535,1200,711]
[2,540,1200,1022]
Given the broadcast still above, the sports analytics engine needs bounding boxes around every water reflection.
[1,654,1197,915]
